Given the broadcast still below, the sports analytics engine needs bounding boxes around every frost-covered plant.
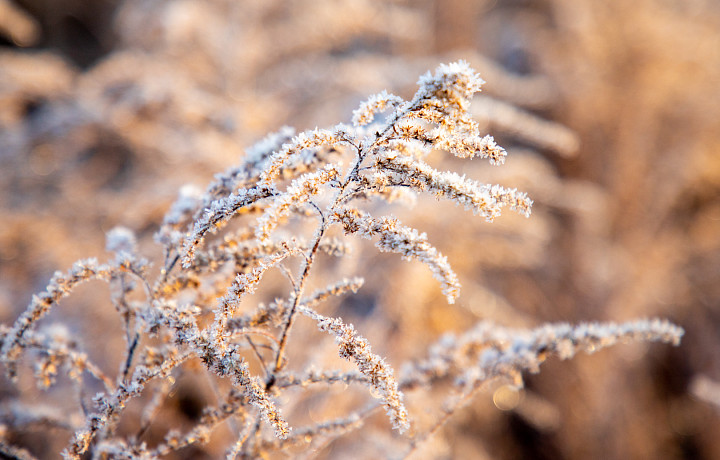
[0,61,683,459]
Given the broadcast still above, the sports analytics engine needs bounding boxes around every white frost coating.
[106,226,137,254]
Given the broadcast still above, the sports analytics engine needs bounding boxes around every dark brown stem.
[270,224,326,378]
[265,116,404,388]
[267,148,368,388]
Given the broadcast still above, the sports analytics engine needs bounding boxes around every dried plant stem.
[270,224,324,377]
[226,419,254,459]
[270,148,367,379]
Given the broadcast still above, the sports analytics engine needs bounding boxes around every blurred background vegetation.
[1,0,719,458]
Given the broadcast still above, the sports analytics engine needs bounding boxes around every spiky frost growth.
[352,90,403,126]
[303,277,365,308]
[470,319,684,387]
[403,319,684,389]
[227,277,363,334]
[410,60,506,163]
[255,164,340,242]
[417,60,485,102]
[244,125,297,172]
[300,307,409,433]
[259,127,349,186]
[375,150,532,220]
[212,246,298,342]
[0,325,113,391]
[63,350,190,459]
[155,184,204,247]
[1,259,117,379]
[212,350,289,439]
[147,297,290,441]
[105,226,137,255]
[171,235,350,297]
[181,185,275,267]
[332,207,460,303]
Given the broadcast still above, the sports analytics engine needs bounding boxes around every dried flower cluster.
[0,61,683,459]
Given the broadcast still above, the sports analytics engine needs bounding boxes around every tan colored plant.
[0,61,682,459]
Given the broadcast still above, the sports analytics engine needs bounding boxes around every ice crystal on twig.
[300,307,409,432]
[402,318,684,390]
[213,247,298,341]
[181,185,276,267]
[352,90,404,126]
[375,150,532,220]
[1,259,116,379]
[332,207,460,303]
[259,127,348,186]
[255,164,340,242]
